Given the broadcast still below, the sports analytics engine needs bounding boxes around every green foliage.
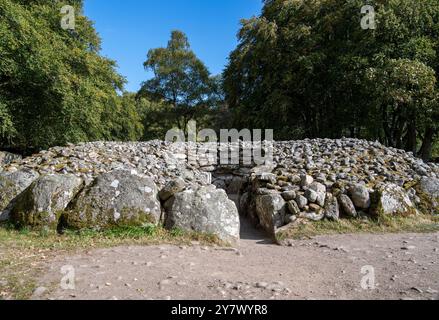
[224,0,439,159]
[109,92,144,142]
[0,99,15,141]
[136,97,178,141]
[0,0,141,152]
[3,0,438,159]
[138,30,221,134]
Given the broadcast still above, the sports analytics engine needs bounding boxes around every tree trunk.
[419,126,436,162]
[405,119,417,155]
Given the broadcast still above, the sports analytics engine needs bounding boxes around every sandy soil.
[34,219,439,300]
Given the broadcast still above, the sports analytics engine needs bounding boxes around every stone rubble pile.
[0,151,21,166]
[0,138,438,243]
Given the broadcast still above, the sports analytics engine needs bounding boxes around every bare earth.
[35,220,439,300]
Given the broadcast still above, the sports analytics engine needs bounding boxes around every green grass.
[0,223,222,300]
[276,214,439,242]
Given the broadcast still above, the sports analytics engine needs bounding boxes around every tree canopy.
[0,0,142,152]
[223,0,439,160]
[1,0,438,160]
[138,30,222,134]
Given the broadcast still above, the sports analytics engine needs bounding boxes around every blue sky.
[84,0,263,92]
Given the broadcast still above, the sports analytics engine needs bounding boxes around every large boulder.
[164,185,240,243]
[255,194,287,235]
[374,184,416,216]
[10,174,83,229]
[0,170,39,221]
[62,170,161,230]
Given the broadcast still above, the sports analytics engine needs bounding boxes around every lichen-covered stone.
[374,184,416,216]
[324,193,340,220]
[287,200,300,215]
[0,151,21,166]
[159,178,186,201]
[10,174,83,229]
[1,138,438,234]
[281,190,296,201]
[255,194,287,235]
[309,182,326,194]
[0,170,39,221]
[62,170,161,230]
[304,189,318,203]
[164,185,240,243]
[418,177,439,213]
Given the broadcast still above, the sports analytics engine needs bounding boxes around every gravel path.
[34,220,439,300]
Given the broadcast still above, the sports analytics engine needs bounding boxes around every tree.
[366,59,437,153]
[108,93,144,142]
[224,0,439,160]
[0,0,141,152]
[138,30,217,133]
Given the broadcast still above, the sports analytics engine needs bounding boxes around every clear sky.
[84,0,263,92]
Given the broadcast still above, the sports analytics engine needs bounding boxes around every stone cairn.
[1,138,438,244]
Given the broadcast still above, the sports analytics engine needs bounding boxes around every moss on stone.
[61,205,159,233]
[370,188,418,218]
[0,176,18,210]
[414,183,439,215]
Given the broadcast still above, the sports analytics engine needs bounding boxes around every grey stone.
[63,170,161,229]
[375,184,416,216]
[1,138,438,233]
[349,184,371,209]
[300,212,324,221]
[255,194,287,234]
[281,191,296,201]
[159,178,186,201]
[324,193,340,220]
[305,189,318,203]
[287,200,300,215]
[10,174,83,229]
[338,194,357,217]
[295,195,308,209]
[164,185,240,243]
[0,169,40,221]
[316,192,326,207]
[418,177,439,211]
[0,151,21,165]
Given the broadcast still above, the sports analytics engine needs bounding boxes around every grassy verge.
[276,214,439,242]
[0,223,221,300]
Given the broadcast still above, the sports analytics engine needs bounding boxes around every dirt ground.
[33,219,439,300]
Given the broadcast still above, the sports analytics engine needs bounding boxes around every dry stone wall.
[1,138,438,243]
